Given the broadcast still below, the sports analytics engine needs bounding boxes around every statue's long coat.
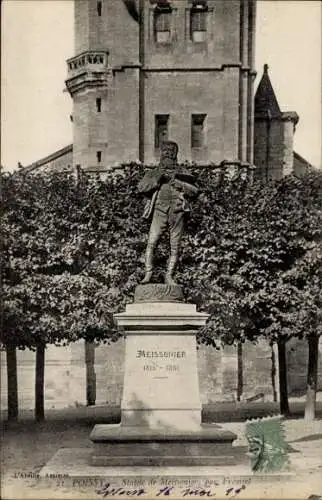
[138,167,199,221]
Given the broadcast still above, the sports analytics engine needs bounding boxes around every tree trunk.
[271,345,278,402]
[85,341,96,406]
[6,345,18,421]
[35,345,45,422]
[277,340,290,415]
[237,342,243,402]
[304,335,319,422]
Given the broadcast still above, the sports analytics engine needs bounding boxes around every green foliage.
[183,170,322,347]
[1,168,145,348]
[2,165,321,350]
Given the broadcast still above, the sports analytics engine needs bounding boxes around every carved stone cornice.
[65,51,112,96]
[281,111,299,125]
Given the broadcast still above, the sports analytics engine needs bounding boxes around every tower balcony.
[65,51,112,96]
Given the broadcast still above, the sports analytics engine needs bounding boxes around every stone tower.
[65,0,256,172]
[254,64,299,180]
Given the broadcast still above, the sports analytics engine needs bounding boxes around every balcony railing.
[65,51,111,96]
[67,51,109,76]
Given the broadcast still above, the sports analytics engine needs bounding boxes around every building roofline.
[23,144,73,172]
[293,151,314,169]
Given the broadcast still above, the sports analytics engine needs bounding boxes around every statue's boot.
[165,253,178,286]
[141,245,154,284]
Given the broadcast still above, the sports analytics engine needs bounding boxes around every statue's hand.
[138,169,163,194]
[162,169,175,183]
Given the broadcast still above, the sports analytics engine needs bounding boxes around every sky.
[1,0,321,170]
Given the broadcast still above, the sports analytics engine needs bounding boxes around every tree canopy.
[2,166,322,351]
[184,170,322,346]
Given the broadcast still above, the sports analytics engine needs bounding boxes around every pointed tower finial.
[255,63,281,118]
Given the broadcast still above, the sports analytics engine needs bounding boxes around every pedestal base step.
[90,424,237,466]
[91,454,237,467]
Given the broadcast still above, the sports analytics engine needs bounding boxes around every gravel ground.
[1,406,322,500]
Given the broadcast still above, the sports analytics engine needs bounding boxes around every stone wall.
[282,119,295,176]
[143,68,239,165]
[287,337,322,396]
[254,118,285,181]
[3,337,321,411]
[1,342,85,411]
[242,340,277,401]
[0,339,286,411]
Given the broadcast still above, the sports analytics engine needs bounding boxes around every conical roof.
[255,64,282,118]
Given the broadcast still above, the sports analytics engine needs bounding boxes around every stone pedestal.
[90,284,237,466]
[120,301,204,429]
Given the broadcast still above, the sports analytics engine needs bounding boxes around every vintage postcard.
[1,0,321,499]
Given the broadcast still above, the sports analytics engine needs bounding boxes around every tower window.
[191,114,206,148]
[190,7,207,43]
[97,151,102,163]
[154,7,172,44]
[97,1,102,16]
[96,98,102,112]
[155,114,169,148]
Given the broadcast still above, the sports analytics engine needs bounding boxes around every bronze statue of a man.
[138,141,199,286]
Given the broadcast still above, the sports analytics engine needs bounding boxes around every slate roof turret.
[255,64,282,119]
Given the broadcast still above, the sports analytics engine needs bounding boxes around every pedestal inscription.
[121,333,201,429]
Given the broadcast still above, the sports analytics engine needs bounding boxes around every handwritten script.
[96,483,246,498]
